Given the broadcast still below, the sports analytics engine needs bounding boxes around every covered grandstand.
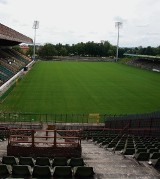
[124,54,160,61]
[0,23,32,46]
[0,23,34,95]
[124,53,160,72]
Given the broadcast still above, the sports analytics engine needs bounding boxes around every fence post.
[149,118,153,137]
[54,129,57,147]
[129,119,131,134]
[32,130,34,147]
[55,114,56,123]
[46,114,47,123]
[82,114,84,124]
[8,129,10,145]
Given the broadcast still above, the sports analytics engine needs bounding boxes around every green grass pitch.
[1,61,160,115]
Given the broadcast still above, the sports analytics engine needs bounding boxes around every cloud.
[147,32,160,36]
[89,31,98,35]
[0,0,8,4]
[136,24,149,28]
[1,0,160,47]
[67,30,75,34]
[113,16,127,23]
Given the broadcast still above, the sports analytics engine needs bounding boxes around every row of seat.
[0,164,95,178]
[89,133,160,153]
[82,130,160,169]
[0,136,6,141]
[0,48,32,85]
[1,156,85,168]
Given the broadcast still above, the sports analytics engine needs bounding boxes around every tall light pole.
[33,20,39,60]
[115,21,122,62]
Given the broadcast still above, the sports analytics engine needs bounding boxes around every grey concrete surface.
[0,133,160,178]
[82,140,160,179]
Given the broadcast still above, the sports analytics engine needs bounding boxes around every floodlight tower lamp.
[33,20,39,60]
[115,21,122,62]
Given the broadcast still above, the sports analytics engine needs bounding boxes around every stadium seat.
[134,152,150,161]
[99,140,110,146]
[123,148,135,155]
[146,145,155,149]
[148,148,159,154]
[52,157,67,167]
[19,156,35,167]
[150,152,160,159]
[135,144,146,149]
[125,142,134,148]
[12,165,32,177]
[53,166,72,177]
[106,142,117,148]
[73,166,95,177]
[0,164,12,178]
[2,156,19,165]
[151,158,160,168]
[35,157,51,166]
[32,165,52,178]
[135,148,147,153]
[68,157,85,167]
[114,144,125,151]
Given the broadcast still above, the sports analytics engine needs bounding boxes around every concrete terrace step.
[81,140,160,179]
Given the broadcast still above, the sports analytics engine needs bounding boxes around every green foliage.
[70,41,115,57]
[35,40,160,58]
[1,62,160,114]
[26,45,33,57]
[12,45,23,53]
[125,46,160,56]
[59,47,68,56]
[38,43,58,57]
[38,41,116,58]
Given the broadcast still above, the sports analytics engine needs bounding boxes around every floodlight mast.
[33,21,39,60]
[115,22,122,62]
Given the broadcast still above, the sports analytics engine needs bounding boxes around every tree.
[38,43,58,57]
[59,47,68,56]
[26,46,33,57]
[144,46,155,55]
[12,45,23,53]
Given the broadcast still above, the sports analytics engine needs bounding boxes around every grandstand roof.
[0,23,33,46]
[124,53,160,60]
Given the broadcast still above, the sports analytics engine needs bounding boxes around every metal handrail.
[8,128,81,147]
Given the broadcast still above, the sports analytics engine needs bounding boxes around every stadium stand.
[0,23,33,87]
[0,155,94,178]
[82,128,160,165]
[0,48,32,84]
[124,54,160,71]
[0,23,32,45]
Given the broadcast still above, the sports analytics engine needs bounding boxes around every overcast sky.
[0,0,160,47]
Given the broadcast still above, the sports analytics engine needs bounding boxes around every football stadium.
[0,23,160,179]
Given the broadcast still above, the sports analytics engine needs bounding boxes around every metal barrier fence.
[104,111,160,137]
[0,111,160,124]
[0,112,106,123]
[7,128,82,158]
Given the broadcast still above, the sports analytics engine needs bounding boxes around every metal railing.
[0,112,105,123]
[8,129,81,147]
